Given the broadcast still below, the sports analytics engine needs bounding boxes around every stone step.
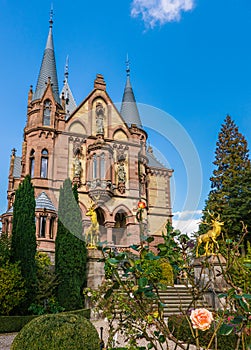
[156,285,211,316]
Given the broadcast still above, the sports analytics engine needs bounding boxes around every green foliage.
[0,309,90,333]
[0,262,26,315]
[158,258,174,286]
[85,232,181,349]
[0,315,37,333]
[168,315,238,350]
[157,221,190,279]
[30,252,60,314]
[11,313,100,350]
[10,175,37,310]
[0,233,11,267]
[55,178,87,311]
[88,222,251,350]
[200,115,251,243]
[28,297,64,315]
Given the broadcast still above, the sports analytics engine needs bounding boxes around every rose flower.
[190,308,213,331]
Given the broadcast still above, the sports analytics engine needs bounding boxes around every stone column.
[9,217,13,234]
[105,221,115,244]
[86,249,105,290]
[45,215,50,239]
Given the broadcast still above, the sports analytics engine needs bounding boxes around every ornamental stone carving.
[96,103,105,135]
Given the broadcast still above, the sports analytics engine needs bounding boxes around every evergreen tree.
[10,175,37,310]
[200,115,251,244]
[55,179,87,310]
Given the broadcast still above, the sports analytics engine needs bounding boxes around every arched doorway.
[96,207,107,242]
[113,211,127,245]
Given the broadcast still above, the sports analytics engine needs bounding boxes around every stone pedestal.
[86,249,105,289]
[193,254,228,310]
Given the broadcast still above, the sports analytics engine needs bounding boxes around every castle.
[1,14,173,261]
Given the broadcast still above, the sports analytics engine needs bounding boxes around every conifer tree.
[55,179,87,310]
[10,175,37,310]
[200,115,251,244]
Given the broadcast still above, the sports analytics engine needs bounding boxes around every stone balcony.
[86,179,114,204]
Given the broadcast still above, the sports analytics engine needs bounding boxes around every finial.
[126,53,130,77]
[64,55,69,82]
[49,4,53,28]
[11,148,17,157]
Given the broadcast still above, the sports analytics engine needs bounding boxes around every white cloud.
[131,0,195,28]
[172,210,202,236]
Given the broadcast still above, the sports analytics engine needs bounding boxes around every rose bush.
[190,308,214,331]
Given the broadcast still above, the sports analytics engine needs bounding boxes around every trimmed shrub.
[0,315,37,333]
[11,313,99,350]
[0,308,90,333]
[168,314,238,350]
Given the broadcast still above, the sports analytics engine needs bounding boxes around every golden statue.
[196,212,224,257]
[85,203,99,249]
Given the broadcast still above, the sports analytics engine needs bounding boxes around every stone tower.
[1,15,173,261]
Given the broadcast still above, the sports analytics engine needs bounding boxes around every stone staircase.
[158,284,211,317]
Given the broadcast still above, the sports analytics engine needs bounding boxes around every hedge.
[11,313,99,350]
[0,308,90,333]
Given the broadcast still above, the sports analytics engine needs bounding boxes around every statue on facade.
[117,163,126,194]
[118,163,126,183]
[96,103,104,135]
[74,156,82,177]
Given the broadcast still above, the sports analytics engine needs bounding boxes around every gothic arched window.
[43,100,51,126]
[30,149,35,178]
[100,153,105,179]
[41,149,48,178]
[93,154,97,179]
[39,216,46,238]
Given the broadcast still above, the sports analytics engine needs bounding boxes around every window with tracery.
[41,149,48,178]
[43,99,51,126]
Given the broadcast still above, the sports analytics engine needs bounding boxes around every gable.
[66,88,130,140]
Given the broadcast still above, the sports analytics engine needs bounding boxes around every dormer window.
[43,100,51,126]
[30,149,35,177]
[41,149,48,178]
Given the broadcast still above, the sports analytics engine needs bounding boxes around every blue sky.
[1,0,251,233]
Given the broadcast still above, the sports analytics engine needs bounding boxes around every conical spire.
[32,9,60,103]
[120,55,142,128]
[60,56,77,118]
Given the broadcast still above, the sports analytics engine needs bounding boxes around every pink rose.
[190,308,213,331]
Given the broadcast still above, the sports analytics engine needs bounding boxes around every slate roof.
[35,192,56,211]
[13,157,22,178]
[5,192,56,215]
[32,20,60,104]
[120,75,142,128]
[146,147,165,168]
[61,79,77,119]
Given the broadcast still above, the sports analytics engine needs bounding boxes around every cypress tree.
[10,175,37,310]
[55,179,87,310]
[200,115,251,244]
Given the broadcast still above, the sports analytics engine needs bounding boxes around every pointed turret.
[120,56,142,128]
[60,56,77,118]
[32,9,60,103]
